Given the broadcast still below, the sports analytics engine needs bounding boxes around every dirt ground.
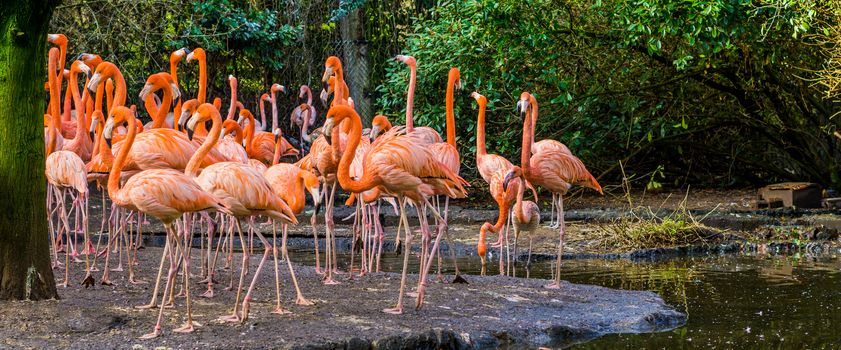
[0,247,683,349]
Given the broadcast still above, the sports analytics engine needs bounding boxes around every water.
[290,246,841,348]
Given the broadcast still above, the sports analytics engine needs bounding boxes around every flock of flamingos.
[41,33,603,339]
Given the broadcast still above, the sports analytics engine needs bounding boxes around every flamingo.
[217,119,249,163]
[263,161,320,311]
[511,92,602,289]
[169,48,189,129]
[292,85,317,143]
[502,166,541,278]
[423,67,466,283]
[239,108,297,164]
[139,72,180,129]
[470,91,525,275]
[321,57,350,106]
[186,103,297,322]
[525,93,572,228]
[45,111,90,288]
[256,93,271,132]
[323,104,467,314]
[184,48,210,137]
[60,60,97,162]
[393,55,443,144]
[103,106,230,339]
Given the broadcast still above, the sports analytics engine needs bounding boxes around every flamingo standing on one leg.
[186,103,297,322]
[322,105,467,314]
[103,106,230,339]
[513,92,602,289]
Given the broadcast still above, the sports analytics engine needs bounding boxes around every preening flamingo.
[217,119,249,164]
[323,104,467,314]
[103,106,230,339]
[510,92,602,289]
[187,103,297,322]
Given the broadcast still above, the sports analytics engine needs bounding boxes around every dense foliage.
[378,0,841,188]
[51,0,841,189]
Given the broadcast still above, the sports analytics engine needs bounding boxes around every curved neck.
[170,57,181,87]
[445,74,456,147]
[227,80,237,121]
[301,109,311,141]
[288,173,306,213]
[336,111,380,193]
[405,64,416,132]
[62,84,72,122]
[105,79,115,114]
[270,91,278,131]
[197,57,207,103]
[514,178,527,223]
[152,78,173,129]
[259,97,267,130]
[186,109,223,177]
[108,113,137,206]
[144,93,159,124]
[69,70,89,143]
[521,104,533,172]
[57,43,67,88]
[48,51,61,132]
[302,85,312,105]
[244,112,256,152]
[476,99,487,157]
[222,119,243,145]
[528,94,538,144]
[335,69,347,106]
[272,129,284,165]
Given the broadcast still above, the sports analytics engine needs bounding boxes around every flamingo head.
[449,67,462,90]
[104,106,134,147]
[516,92,531,119]
[89,111,103,142]
[369,115,391,141]
[273,128,281,144]
[301,170,321,207]
[271,83,285,95]
[186,103,216,141]
[185,48,205,63]
[322,56,342,88]
[47,34,67,46]
[394,55,416,67]
[179,99,200,132]
[502,166,524,192]
[76,53,103,69]
[470,92,486,105]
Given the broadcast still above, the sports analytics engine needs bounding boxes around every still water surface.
[291,246,841,349]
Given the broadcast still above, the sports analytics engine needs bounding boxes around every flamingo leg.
[545,195,565,289]
[310,206,322,275]
[323,182,340,285]
[512,221,519,278]
[347,199,360,280]
[136,236,170,309]
[270,222,290,314]
[58,189,70,287]
[173,220,195,334]
[140,225,178,340]
[383,197,411,315]
[240,229,273,322]
[375,202,384,273]
[220,218,248,322]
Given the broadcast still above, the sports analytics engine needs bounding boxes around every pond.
[289,244,841,348]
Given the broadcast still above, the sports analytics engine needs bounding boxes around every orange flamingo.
[169,48,189,129]
[423,67,466,283]
[525,93,572,228]
[508,92,602,289]
[186,103,297,322]
[321,57,350,106]
[103,106,229,339]
[323,104,467,314]
[471,91,524,275]
[393,55,443,144]
[239,108,297,164]
[264,161,320,311]
[184,48,210,136]
[139,72,180,129]
[217,119,249,163]
[45,111,90,288]
[61,60,95,162]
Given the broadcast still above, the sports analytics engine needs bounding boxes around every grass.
[590,162,733,253]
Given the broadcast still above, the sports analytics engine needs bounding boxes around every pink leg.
[139,226,178,340]
[383,198,412,315]
[240,230,273,322]
[220,218,248,323]
[545,195,565,290]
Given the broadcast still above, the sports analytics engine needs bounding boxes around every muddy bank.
[0,248,684,349]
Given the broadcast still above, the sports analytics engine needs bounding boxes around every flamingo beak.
[369,124,380,142]
[86,73,101,97]
[502,170,516,192]
[321,66,334,88]
[103,119,115,148]
[186,112,200,141]
[310,188,321,207]
[323,118,334,145]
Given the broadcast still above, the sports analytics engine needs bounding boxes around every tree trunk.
[340,7,371,125]
[0,0,59,300]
